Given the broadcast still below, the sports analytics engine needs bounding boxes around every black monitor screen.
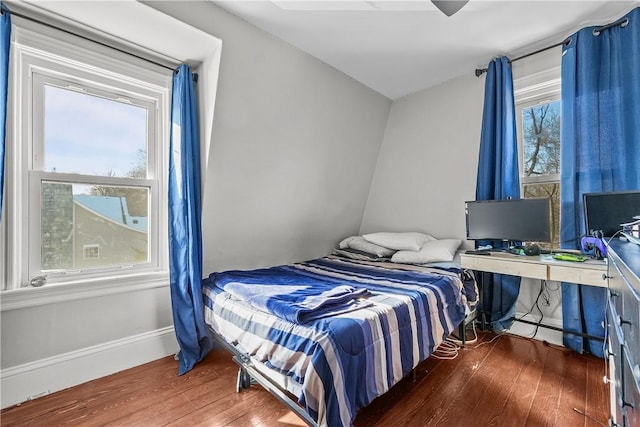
[584,190,640,237]
[465,198,551,242]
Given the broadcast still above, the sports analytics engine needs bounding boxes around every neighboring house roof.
[73,195,147,233]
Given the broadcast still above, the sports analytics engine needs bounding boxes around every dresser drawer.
[460,254,547,280]
[610,259,627,319]
[548,262,607,287]
[607,242,640,427]
[608,304,625,427]
[612,257,640,370]
[621,285,640,370]
[622,346,640,427]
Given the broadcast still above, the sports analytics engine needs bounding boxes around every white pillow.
[391,239,461,264]
[338,236,357,249]
[363,231,436,251]
[338,236,396,257]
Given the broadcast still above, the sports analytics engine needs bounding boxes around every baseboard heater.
[478,311,605,341]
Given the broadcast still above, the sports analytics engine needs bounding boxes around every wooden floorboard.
[1,332,608,427]
[435,333,524,426]
[584,357,609,427]
[499,336,550,425]
[362,331,500,427]
[556,351,589,427]
[527,339,571,427]
[461,334,533,425]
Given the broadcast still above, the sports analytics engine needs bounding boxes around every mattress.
[203,256,471,426]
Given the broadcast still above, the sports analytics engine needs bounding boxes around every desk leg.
[476,270,490,331]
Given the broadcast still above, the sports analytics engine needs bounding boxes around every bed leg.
[236,367,252,392]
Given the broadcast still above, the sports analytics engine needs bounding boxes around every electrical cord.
[467,322,479,344]
[605,228,625,246]
[469,285,548,345]
[541,282,551,307]
[572,407,608,426]
[529,296,545,339]
[544,280,561,292]
[448,319,478,345]
[520,285,544,322]
[471,330,505,348]
[512,278,559,340]
[432,339,461,360]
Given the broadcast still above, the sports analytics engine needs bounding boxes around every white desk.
[459,251,607,287]
[460,251,608,340]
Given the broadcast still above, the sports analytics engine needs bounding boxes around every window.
[83,244,100,260]
[33,75,155,275]
[3,19,171,291]
[515,68,561,247]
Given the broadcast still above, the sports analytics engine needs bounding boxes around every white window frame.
[2,17,171,301]
[28,72,158,282]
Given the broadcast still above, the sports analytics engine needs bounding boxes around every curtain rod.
[474,15,630,77]
[5,8,178,72]
[474,40,567,77]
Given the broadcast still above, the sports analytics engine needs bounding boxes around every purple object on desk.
[581,236,607,259]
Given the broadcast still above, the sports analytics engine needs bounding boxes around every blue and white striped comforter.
[203,256,468,427]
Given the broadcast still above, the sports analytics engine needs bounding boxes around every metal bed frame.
[211,313,472,427]
[212,332,318,427]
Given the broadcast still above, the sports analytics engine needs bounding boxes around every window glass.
[43,85,148,177]
[41,181,149,271]
[522,101,560,178]
[523,183,560,249]
[518,99,561,247]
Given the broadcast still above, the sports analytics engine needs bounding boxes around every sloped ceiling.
[213,1,639,99]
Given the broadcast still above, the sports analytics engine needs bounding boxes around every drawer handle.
[618,398,635,409]
[617,315,631,327]
[603,375,614,385]
[603,274,612,280]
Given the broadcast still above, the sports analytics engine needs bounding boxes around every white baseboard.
[507,312,564,347]
[0,326,179,409]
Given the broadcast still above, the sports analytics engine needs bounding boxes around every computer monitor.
[465,198,551,242]
[583,190,640,237]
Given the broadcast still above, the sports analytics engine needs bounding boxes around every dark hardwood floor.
[1,332,608,426]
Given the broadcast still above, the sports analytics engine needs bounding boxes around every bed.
[203,254,477,427]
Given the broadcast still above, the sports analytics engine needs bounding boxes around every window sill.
[0,271,170,311]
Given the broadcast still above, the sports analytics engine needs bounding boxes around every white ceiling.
[213,0,639,99]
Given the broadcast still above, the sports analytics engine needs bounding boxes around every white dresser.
[606,239,640,427]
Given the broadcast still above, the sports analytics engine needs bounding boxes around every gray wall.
[148,1,391,272]
[360,72,484,241]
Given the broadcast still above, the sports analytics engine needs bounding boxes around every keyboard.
[465,250,491,255]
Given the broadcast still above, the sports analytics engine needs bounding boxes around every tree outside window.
[519,100,561,247]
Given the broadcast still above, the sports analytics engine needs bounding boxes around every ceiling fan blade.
[431,1,469,16]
